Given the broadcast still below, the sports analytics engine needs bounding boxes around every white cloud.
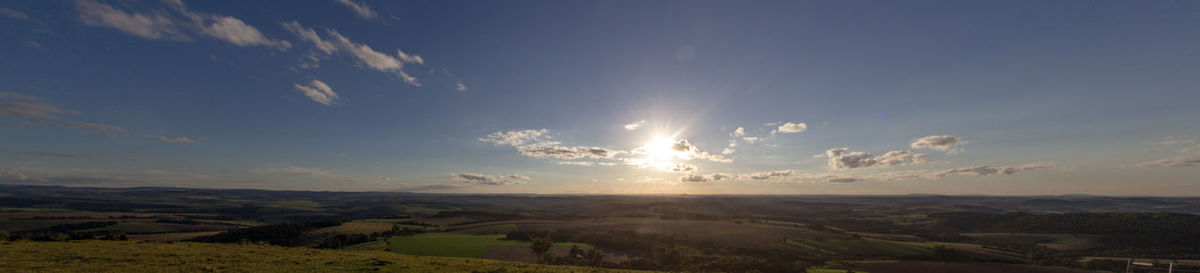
[481,129,622,161]
[911,135,967,153]
[76,0,287,50]
[775,122,807,134]
[333,0,377,19]
[741,137,759,144]
[76,0,186,40]
[284,21,423,86]
[721,148,735,155]
[456,81,467,91]
[516,145,621,160]
[282,21,335,54]
[624,120,645,130]
[396,49,424,65]
[633,139,732,163]
[479,129,556,147]
[732,127,745,137]
[679,173,730,183]
[450,173,529,185]
[198,15,290,50]
[668,163,698,173]
[293,80,342,105]
[150,135,200,144]
[821,147,925,169]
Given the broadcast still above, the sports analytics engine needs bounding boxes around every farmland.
[3,185,1200,272]
[386,233,591,258]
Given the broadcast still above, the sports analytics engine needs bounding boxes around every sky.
[1,0,1198,195]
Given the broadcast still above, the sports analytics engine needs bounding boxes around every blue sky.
[1,0,1198,195]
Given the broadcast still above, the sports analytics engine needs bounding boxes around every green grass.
[0,240,656,273]
[387,233,592,258]
[453,224,518,234]
[344,239,389,251]
[387,234,530,258]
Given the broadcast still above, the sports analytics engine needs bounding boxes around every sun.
[642,136,678,161]
[631,135,687,172]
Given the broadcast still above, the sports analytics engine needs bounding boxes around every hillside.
[0,240,655,273]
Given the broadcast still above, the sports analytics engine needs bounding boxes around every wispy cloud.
[737,170,797,180]
[252,166,336,177]
[481,129,624,161]
[450,173,529,186]
[935,163,1057,177]
[679,173,730,183]
[0,101,73,119]
[293,80,342,105]
[75,0,289,50]
[283,21,423,86]
[456,81,467,91]
[1,92,125,136]
[149,135,201,144]
[69,122,126,136]
[1135,144,1200,168]
[0,8,29,20]
[624,120,645,130]
[333,0,376,19]
[1155,136,1195,146]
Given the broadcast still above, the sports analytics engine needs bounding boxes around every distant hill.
[0,240,655,273]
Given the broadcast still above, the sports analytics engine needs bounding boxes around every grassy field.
[344,239,389,251]
[387,233,592,258]
[788,237,932,258]
[452,224,518,235]
[515,217,846,249]
[311,221,394,235]
[832,261,1097,273]
[964,233,1099,251]
[0,240,656,273]
[387,234,531,258]
[127,231,222,242]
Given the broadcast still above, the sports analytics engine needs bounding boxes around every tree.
[568,245,584,261]
[530,236,554,263]
[0,230,8,242]
[584,249,605,266]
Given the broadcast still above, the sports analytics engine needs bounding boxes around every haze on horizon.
[1,0,1197,195]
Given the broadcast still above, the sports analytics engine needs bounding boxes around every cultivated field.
[387,233,549,258]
